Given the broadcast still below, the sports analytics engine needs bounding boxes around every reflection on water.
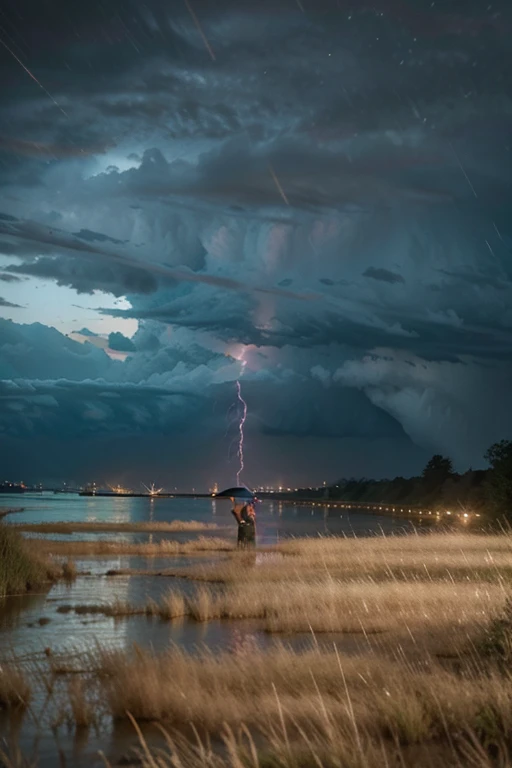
[0,497,419,665]
[0,591,48,632]
[0,555,367,768]
[4,493,419,546]
[1,556,209,661]
[1,554,355,663]
[0,494,421,765]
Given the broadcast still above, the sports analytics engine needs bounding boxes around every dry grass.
[66,677,96,728]
[12,520,220,534]
[0,523,61,597]
[178,532,512,584]
[92,643,512,749]
[128,718,511,768]
[61,559,77,580]
[0,665,31,710]
[25,536,234,557]
[34,533,512,651]
[55,589,188,621]
[6,529,512,767]
[277,531,512,558]
[185,579,504,641]
[62,578,504,657]
[155,590,187,620]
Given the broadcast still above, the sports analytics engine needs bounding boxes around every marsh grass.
[0,744,38,768]
[0,524,60,598]
[126,715,396,768]
[178,532,512,585]
[479,598,512,666]
[186,579,505,642]
[157,590,187,620]
[37,533,511,650]
[89,643,512,753]
[0,665,31,711]
[125,718,512,768]
[66,677,97,728]
[5,530,512,767]
[26,536,234,557]
[55,589,188,621]
[61,560,77,581]
[60,578,503,659]
[13,520,221,534]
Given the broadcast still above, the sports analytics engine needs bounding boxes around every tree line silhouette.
[323,440,512,518]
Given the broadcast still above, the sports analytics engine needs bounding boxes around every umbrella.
[215,486,255,501]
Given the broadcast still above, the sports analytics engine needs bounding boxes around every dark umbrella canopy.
[215,486,255,500]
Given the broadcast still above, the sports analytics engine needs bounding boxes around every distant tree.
[422,454,454,490]
[484,440,512,518]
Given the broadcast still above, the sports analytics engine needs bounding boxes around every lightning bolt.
[236,379,247,486]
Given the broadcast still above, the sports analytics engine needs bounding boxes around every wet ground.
[0,495,423,766]
[0,554,369,767]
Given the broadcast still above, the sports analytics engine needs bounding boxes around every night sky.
[0,0,511,489]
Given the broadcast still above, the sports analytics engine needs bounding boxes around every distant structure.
[0,481,25,494]
[143,482,163,497]
[109,484,130,494]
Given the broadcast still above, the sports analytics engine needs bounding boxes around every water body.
[1,492,419,543]
[0,495,421,766]
[0,494,421,661]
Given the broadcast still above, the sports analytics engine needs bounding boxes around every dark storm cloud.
[0,378,200,401]
[0,322,215,439]
[1,0,510,172]
[6,255,158,297]
[0,377,205,439]
[0,0,511,479]
[177,139,457,210]
[108,331,136,352]
[0,136,112,160]
[241,378,407,441]
[436,268,510,291]
[0,213,317,300]
[0,273,23,283]
[363,267,405,285]
[105,303,271,347]
[0,319,110,381]
[0,297,22,308]
[73,229,128,245]
[103,273,512,363]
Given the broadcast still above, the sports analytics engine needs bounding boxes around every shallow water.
[0,494,420,664]
[0,558,367,767]
[0,553,365,661]
[0,494,418,765]
[1,492,419,543]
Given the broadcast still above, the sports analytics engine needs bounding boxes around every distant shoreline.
[15,489,473,523]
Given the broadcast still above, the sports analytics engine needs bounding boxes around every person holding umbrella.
[238,500,256,549]
[215,486,257,548]
[231,501,247,547]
